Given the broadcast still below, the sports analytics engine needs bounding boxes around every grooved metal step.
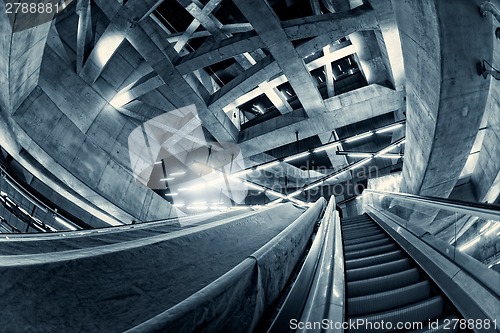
[347,267,420,298]
[345,250,404,270]
[348,280,431,316]
[344,233,387,246]
[345,243,398,261]
[344,237,392,252]
[346,258,411,282]
[343,229,384,240]
[348,296,444,333]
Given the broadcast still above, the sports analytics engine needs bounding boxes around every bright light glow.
[269,191,287,199]
[458,237,480,251]
[284,152,310,162]
[169,171,186,176]
[172,203,185,207]
[256,161,280,171]
[288,190,302,198]
[378,154,403,159]
[345,132,373,143]
[479,221,492,233]
[244,182,264,191]
[154,161,163,165]
[165,193,178,196]
[110,91,133,108]
[314,142,341,153]
[95,33,125,68]
[188,206,208,210]
[0,191,6,196]
[233,169,252,177]
[160,177,174,181]
[347,153,372,158]
[376,123,403,134]
[485,223,500,236]
[304,182,322,191]
[349,158,373,170]
[193,201,207,205]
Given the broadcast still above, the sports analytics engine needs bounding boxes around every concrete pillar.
[395,0,496,198]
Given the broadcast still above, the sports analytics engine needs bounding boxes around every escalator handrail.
[364,189,500,221]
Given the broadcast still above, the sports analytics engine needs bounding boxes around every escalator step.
[346,258,411,282]
[344,237,392,252]
[344,233,387,246]
[409,315,458,333]
[345,243,398,260]
[342,220,373,227]
[347,280,431,316]
[341,215,370,223]
[347,296,443,333]
[343,229,384,240]
[346,250,404,270]
[347,267,420,298]
[342,224,379,233]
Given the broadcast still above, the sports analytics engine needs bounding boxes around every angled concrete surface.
[396,0,496,198]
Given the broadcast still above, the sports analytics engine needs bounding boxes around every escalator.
[341,214,466,333]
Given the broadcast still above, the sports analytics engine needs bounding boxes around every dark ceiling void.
[212,0,247,24]
[155,0,194,32]
[271,0,313,21]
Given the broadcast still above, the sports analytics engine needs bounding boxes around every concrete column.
[395,0,496,198]
[0,0,57,114]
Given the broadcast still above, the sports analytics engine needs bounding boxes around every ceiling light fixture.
[376,123,403,134]
[255,161,280,171]
[284,151,310,162]
[313,142,341,153]
[345,132,373,143]
[165,193,178,196]
[169,171,186,176]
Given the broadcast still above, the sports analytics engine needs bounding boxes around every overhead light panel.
[165,193,178,196]
[160,177,174,181]
[169,171,186,176]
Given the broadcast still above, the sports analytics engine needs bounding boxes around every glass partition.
[362,190,500,272]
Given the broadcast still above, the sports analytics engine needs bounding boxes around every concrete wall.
[395,0,496,198]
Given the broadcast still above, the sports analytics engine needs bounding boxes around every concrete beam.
[238,84,404,156]
[234,0,326,116]
[395,0,495,198]
[282,3,377,41]
[79,0,162,84]
[127,22,238,143]
[0,1,56,114]
[175,32,264,74]
[76,0,93,73]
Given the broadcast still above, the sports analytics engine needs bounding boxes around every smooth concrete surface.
[0,203,304,332]
[396,0,496,198]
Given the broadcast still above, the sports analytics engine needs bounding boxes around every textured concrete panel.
[396,0,495,198]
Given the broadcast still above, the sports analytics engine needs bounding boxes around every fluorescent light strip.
[284,152,310,162]
[484,223,500,236]
[169,172,186,176]
[255,160,280,171]
[287,190,302,198]
[160,177,174,181]
[458,237,480,251]
[172,203,185,207]
[349,158,373,170]
[378,154,403,159]
[346,153,372,158]
[244,182,264,191]
[165,193,178,196]
[345,132,373,143]
[154,161,163,165]
[376,123,403,134]
[314,143,340,153]
[233,169,252,177]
